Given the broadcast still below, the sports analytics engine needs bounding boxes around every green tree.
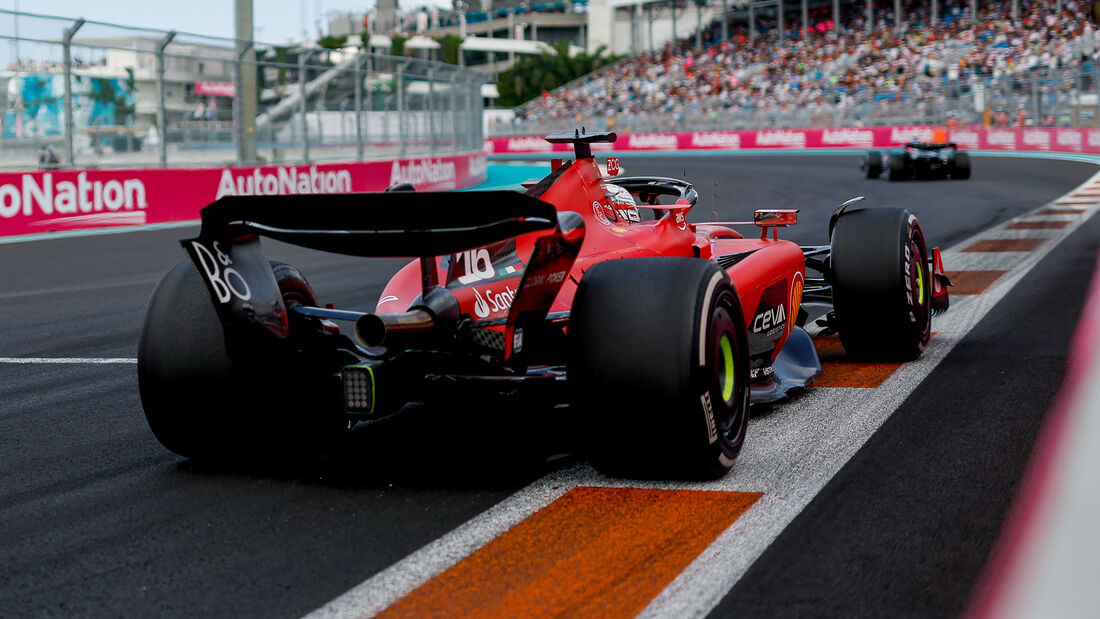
[497,42,618,107]
[318,34,348,49]
[440,34,463,65]
[390,35,408,57]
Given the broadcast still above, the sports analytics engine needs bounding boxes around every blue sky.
[3,0,450,47]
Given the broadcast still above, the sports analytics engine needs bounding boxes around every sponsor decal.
[389,158,457,188]
[512,327,523,354]
[674,210,687,230]
[523,269,566,288]
[749,365,775,380]
[215,165,352,199]
[690,132,741,148]
[472,288,490,318]
[821,128,874,147]
[1021,130,1051,150]
[755,130,807,148]
[455,248,495,284]
[626,133,678,149]
[378,295,399,305]
[1056,130,1082,151]
[701,392,718,444]
[592,200,613,226]
[0,172,147,219]
[889,127,935,143]
[986,130,1017,148]
[606,157,620,176]
[470,285,516,318]
[191,240,252,304]
[468,153,488,178]
[506,136,553,152]
[752,303,786,335]
[951,131,981,148]
[904,213,920,324]
[195,81,236,97]
[789,272,804,335]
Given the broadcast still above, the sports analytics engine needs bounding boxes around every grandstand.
[493,0,1100,135]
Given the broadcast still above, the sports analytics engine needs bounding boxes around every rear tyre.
[887,154,908,181]
[138,261,341,461]
[830,207,932,360]
[951,152,971,179]
[569,258,750,480]
[864,152,882,179]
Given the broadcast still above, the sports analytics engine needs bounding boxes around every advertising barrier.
[0,152,487,238]
[485,126,1100,155]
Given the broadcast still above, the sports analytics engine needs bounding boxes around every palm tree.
[498,42,617,107]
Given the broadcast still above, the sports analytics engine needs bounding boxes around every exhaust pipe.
[355,308,435,348]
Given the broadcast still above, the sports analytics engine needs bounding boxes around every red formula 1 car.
[139,131,950,479]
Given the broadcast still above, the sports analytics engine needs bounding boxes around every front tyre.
[864,152,883,179]
[887,154,908,181]
[568,258,750,480]
[830,207,932,360]
[951,152,971,179]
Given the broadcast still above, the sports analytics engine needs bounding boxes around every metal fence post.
[354,53,364,160]
[62,18,85,168]
[299,51,310,163]
[428,65,437,156]
[451,72,459,153]
[234,40,253,165]
[397,60,407,157]
[155,31,176,167]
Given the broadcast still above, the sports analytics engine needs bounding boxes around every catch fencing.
[0,9,486,171]
[491,62,1100,137]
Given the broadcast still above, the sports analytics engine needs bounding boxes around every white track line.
[302,170,1099,618]
[0,357,137,364]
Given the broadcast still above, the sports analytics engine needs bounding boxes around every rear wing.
[544,129,617,159]
[191,191,556,257]
[181,191,558,343]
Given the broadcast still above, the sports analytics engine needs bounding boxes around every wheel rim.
[718,334,735,404]
[709,293,746,445]
[908,239,931,333]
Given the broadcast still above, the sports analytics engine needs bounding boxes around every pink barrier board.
[485,126,1100,155]
[0,152,487,237]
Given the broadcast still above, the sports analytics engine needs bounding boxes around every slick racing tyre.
[864,152,883,179]
[887,154,908,181]
[830,207,932,360]
[951,152,972,179]
[138,261,340,462]
[568,258,750,480]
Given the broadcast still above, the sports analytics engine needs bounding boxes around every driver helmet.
[606,184,641,224]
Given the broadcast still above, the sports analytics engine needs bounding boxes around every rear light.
[341,365,375,414]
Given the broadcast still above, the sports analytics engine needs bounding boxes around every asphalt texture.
[713,199,1100,618]
[0,154,1096,617]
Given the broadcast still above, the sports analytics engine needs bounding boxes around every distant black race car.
[863,142,971,181]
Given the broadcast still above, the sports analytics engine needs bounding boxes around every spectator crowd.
[502,0,1100,134]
